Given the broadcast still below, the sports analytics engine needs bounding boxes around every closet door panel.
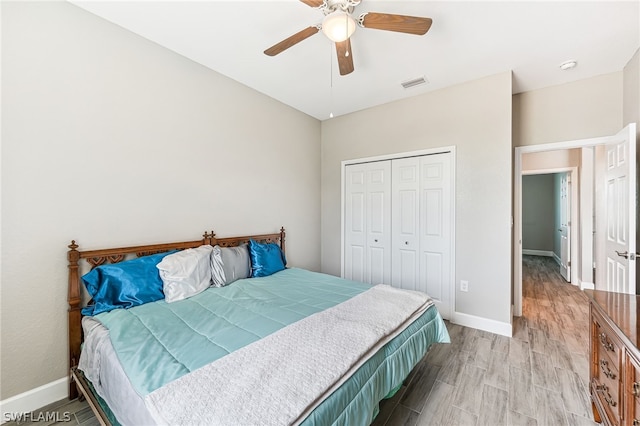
[365,162,391,284]
[421,188,443,297]
[348,246,365,282]
[423,189,442,236]
[345,166,367,282]
[368,191,387,284]
[369,247,386,285]
[392,158,420,289]
[399,250,418,291]
[423,252,443,299]
[345,161,391,284]
[419,154,452,317]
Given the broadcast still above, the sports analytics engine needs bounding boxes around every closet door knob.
[405,241,409,245]
[374,239,378,243]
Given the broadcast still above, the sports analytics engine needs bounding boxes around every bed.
[67,228,450,425]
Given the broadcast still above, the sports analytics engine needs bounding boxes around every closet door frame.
[341,146,456,317]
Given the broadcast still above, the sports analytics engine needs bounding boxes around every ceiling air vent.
[401,76,428,89]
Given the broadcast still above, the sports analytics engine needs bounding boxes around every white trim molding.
[0,377,68,424]
[580,280,595,291]
[452,311,513,337]
[522,249,555,257]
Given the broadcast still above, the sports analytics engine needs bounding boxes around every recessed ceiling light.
[559,60,577,71]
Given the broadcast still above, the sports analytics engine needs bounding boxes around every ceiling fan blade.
[360,12,432,35]
[299,0,324,7]
[336,39,354,76]
[264,26,319,56]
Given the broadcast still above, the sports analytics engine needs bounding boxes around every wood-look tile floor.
[374,255,596,426]
[12,255,595,426]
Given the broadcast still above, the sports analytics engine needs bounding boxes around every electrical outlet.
[460,280,469,292]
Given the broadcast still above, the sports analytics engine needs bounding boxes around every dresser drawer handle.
[633,382,640,397]
[600,359,617,379]
[600,332,615,352]
[596,384,617,407]
[633,419,640,426]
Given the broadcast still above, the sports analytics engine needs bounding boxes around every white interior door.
[344,162,392,284]
[559,172,571,282]
[604,124,636,293]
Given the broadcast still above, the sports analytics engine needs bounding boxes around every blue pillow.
[81,250,176,316]
[248,239,286,278]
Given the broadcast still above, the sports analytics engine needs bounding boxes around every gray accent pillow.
[211,244,251,287]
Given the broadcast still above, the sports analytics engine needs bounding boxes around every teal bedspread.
[94,268,450,425]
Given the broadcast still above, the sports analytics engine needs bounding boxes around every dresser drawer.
[590,304,623,425]
[593,372,620,423]
[596,320,622,368]
[627,353,640,426]
[598,357,619,382]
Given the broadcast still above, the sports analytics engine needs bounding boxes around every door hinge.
[568,261,571,267]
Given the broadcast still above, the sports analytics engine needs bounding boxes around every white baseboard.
[522,249,555,257]
[451,311,513,337]
[553,253,562,265]
[580,281,595,290]
[0,377,68,424]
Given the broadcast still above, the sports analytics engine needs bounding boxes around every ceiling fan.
[264,0,432,76]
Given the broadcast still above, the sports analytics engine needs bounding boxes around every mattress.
[79,268,449,425]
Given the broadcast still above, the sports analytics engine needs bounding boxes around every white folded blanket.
[145,284,433,426]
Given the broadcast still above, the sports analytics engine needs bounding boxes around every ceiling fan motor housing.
[320,0,361,15]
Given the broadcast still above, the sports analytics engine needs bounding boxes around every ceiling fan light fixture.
[322,11,356,42]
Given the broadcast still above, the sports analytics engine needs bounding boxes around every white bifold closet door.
[344,152,452,318]
[391,155,452,318]
[344,161,392,285]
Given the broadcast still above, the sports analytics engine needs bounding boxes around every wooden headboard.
[66,227,285,399]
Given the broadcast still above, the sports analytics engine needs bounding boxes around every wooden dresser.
[587,290,640,426]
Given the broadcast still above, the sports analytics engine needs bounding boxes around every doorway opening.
[522,169,578,284]
[514,124,637,318]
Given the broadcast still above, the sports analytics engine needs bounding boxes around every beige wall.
[623,49,640,134]
[513,72,623,147]
[522,149,582,171]
[321,72,513,325]
[1,1,321,399]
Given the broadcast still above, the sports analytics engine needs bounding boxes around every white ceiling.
[70,1,640,121]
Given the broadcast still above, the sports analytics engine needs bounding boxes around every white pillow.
[157,245,214,303]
